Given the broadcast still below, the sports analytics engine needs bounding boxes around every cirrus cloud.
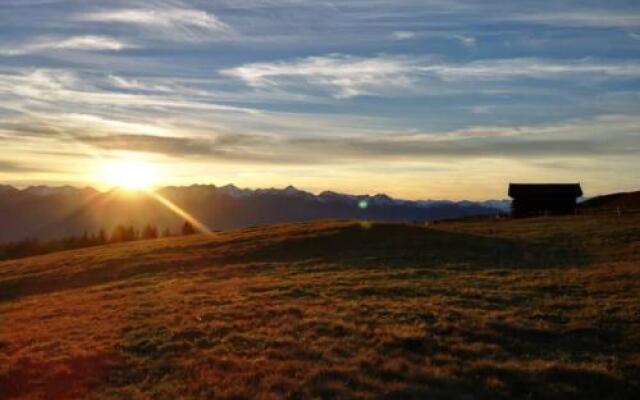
[0,35,132,56]
[222,54,640,98]
[221,54,422,98]
[514,11,640,28]
[72,114,640,164]
[78,6,232,41]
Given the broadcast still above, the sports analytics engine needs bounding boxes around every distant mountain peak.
[1,182,513,244]
[282,185,312,197]
[22,185,97,197]
[219,184,252,198]
[0,184,19,195]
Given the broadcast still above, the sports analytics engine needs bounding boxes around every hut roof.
[508,183,583,198]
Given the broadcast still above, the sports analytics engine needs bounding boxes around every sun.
[101,159,158,190]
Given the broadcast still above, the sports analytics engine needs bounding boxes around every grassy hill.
[580,191,640,210]
[1,216,639,399]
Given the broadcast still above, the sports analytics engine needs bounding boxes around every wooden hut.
[508,183,583,218]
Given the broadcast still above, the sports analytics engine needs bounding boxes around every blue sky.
[0,0,639,199]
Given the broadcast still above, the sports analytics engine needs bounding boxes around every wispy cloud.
[79,6,231,41]
[69,114,640,165]
[0,36,131,56]
[454,35,476,47]
[420,58,640,80]
[221,54,422,98]
[0,68,256,115]
[107,75,173,93]
[514,11,640,28]
[77,133,291,164]
[0,160,40,172]
[391,31,417,40]
[223,54,640,98]
[0,67,398,146]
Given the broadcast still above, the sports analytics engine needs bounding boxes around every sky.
[0,0,639,200]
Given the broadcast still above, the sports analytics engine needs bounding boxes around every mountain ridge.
[0,183,510,243]
[0,183,511,209]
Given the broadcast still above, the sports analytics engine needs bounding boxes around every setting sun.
[101,160,158,190]
[2,1,640,399]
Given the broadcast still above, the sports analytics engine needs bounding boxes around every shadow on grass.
[462,364,640,400]
[93,319,639,400]
[360,329,639,400]
[458,321,625,365]
[374,367,637,400]
[0,222,588,303]
[238,223,588,270]
[0,262,163,303]
[0,352,118,400]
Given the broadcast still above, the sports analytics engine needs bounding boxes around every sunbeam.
[145,190,212,235]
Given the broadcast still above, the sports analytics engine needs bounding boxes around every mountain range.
[0,184,510,243]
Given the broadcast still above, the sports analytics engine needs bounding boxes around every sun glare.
[101,160,158,190]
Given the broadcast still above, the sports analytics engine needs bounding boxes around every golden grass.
[1,216,639,399]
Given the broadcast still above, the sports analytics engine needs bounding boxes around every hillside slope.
[580,191,640,210]
[1,216,639,399]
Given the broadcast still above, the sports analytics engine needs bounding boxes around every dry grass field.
[1,215,639,399]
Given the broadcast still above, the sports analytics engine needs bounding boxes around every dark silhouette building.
[508,183,583,218]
